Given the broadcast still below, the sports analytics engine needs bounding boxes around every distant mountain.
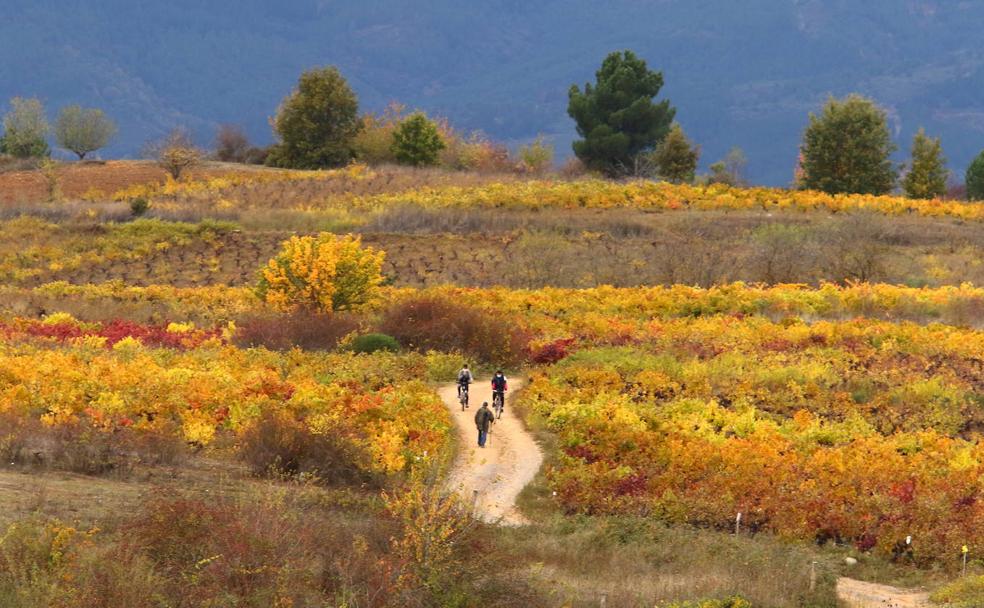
[3,0,984,185]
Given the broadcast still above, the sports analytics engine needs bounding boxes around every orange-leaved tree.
[256,233,385,313]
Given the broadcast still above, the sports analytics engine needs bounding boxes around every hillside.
[0,163,982,605]
[4,1,984,184]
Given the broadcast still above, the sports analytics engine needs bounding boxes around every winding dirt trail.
[440,379,542,526]
[437,381,935,603]
[835,578,931,608]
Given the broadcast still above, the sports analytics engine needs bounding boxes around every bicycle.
[458,383,470,411]
[492,390,504,419]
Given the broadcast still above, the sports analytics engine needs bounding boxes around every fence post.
[599,592,607,607]
[472,489,480,515]
[809,561,817,592]
[735,512,741,536]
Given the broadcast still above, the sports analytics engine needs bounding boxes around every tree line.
[4,49,984,200]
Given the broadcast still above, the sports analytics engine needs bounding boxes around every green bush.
[391,112,445,167]
[966,150,984,201]
[931,575,984,607]
[349,333,400,354]
[129,197,149,217]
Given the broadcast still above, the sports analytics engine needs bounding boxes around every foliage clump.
[568,50,675,176]
[0,97,49,158]
[902,128,947,199]
[965,149,984,201]
[391,112,445,167]
[266,66,361,169]
[257,233,385,313]
[799,94,897,195]
[54,105,117,160]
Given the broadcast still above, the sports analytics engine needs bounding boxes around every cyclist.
[491,370,507,414]
[457,364,474,407]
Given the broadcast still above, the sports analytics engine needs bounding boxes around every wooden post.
[599,592,607,607]
[472,489,479,515]
[735,512,741,536]
[809,561,817,591]
[963,545,969,576]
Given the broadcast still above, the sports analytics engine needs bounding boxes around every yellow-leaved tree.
[257,233,385,312]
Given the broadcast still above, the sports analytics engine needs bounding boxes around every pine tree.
[567,50,675,176]
[651,124,699,183]
[902,129,947,199]
[966,150,984,201]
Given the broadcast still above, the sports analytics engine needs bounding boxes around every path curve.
[836,577,931,608]
[440,379,542,526]
[438,382,937,603]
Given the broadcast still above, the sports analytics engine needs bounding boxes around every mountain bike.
[492,390,504,419]
[458,383,469,410]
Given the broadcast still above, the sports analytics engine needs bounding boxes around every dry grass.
[0,160,278,205]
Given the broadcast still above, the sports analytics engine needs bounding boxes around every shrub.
[353,102,405,164]
[529,337,576,365]
[233,309,360,350]
[256,233,385,313]
[391,112,445,167]
[212,123,251,163]
[237,410,374,485]
[378,294,530,366]
[650,123,699,183]
[518,135,554,174]
[931,575,984,607]
[0,409,185,477]
[129,196,149,217]
[0,97,49,159]
[349,332,400,354]
[145,128,202,180]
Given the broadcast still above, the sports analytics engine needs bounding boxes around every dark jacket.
[474,406,495,432]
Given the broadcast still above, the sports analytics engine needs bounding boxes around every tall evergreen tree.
[902,128,947,199]
[966,150,984,201]
[651,123,699,183]
[266,66,361,169]
[799,95,897,195]
[567,50,675,176]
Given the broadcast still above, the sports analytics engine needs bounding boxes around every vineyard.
[0,162,981,606]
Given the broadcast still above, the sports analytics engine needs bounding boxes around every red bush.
[529,337,576,365]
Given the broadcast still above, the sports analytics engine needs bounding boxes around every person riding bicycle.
[491,370,507,412]
[457,364,474,407]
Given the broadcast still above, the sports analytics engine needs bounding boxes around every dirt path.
[438,382,938,603]
[440,379,542,526]
[836,577,931,608]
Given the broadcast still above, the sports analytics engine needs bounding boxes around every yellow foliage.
[258,233,385,313]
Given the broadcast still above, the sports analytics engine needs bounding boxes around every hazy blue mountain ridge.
[3,0,984,184]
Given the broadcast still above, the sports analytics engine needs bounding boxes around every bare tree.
[54,105,117,160]
[145,128,203,179]
[213,124,251,163]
